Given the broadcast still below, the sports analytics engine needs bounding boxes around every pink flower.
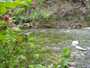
[31,1,35,6]
[1,28,3,30]
[14,40,19,44]
[68,62,72,67]
[4,15,9,23]
[51,56,54,59]
[10,22,15,27]
[20,7,21,8]
[23,35,27,38]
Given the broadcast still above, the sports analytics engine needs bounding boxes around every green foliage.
[30,9,39,21]
[0,1,30,13]
[34,54,40,61]
[29,65,34,68]
[40,10,52,20]
[61,47,71,59]
[0,1,72,68]
[29,9,52,21]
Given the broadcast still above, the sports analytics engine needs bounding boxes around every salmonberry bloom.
[14,40,19,44]
[31,1,35,6]
[1,28,3,30]
[68,62,72,67]
[23,35,27,38]
[10,22,15,27]
[51,56,54,59]
[4,15,9,23]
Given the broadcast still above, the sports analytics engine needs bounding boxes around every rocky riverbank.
[17,22,86,29]
[7,0,90,28]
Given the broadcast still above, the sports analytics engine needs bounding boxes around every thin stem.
[8,45,17,68]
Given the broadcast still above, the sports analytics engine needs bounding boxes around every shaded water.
[21,28,90,68]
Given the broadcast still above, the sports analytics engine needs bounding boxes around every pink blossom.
[10,22,15,27]
[14,40,19,44]
[1,28,3,30]
[51,56,54,59]
[31,1,35,6]
[4,15,9,23]
[68,62,72,67]
[23,35,27,38]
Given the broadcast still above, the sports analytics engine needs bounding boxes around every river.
[21,28,90,68]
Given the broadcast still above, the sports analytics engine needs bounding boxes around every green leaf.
[0,6,6,13]
[11,27,21,31]
[61,47,71,59]
[25,38,28,42]
[15,0,21,2]
[41,53,49,57]
[34,54,39,61]
[18,55,26,60]
[29,65,34,68]
[24,32,32,35]
[48,65,53,68]
[0,1,29,13]
[61,51,71,59]
[20,8,25,10]
[31,44,36,49]
[36,64,46,68]
[63,61,69,66]
[5,29,16,41]
[12,55,17,59]
[0,2,16,8]
[62,47,67,51]
[0,31,5,40]
[23,0,32,2]
[0,49,7,57]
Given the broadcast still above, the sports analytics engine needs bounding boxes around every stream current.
[21,28,90,68]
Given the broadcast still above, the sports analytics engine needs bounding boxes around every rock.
[70,67,75,68]
[76,56,82,60]
[71,62,76,66]
[70,23,82,29]
[86,65,90,68]
[75,46,86,51]
[82,66,87,68]
[23,23,32,27]
[87,47,90,50]
[72,41,79,46]
[71,41,86,51]
[84,27,90,29]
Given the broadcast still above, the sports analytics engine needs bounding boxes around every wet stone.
[82,66,87,68]
[71,62,76,66]
[70,67,75,68]
[52,47,60,51]
[86,65,90,68]
[76,56,82,60]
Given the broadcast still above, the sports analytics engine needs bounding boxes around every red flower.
[14,30,16,32]
[14,40,19,44]
[51,56,54,59]
[4,15,9,23]
[1,28,3,30]
[68,62,72,67]
[10,22,15,27]
[31,1,35,6]
[23,35,27,38]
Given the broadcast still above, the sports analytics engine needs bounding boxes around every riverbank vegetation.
[0,0,73,68]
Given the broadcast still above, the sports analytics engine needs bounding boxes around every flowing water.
[21,28,90,68]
